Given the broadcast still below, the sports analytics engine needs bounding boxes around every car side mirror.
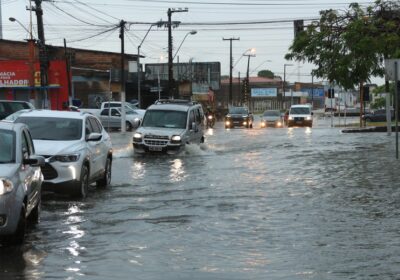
[23,155,45,167]
[87,132,102,142]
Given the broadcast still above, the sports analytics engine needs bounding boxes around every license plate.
[149,146,162,151]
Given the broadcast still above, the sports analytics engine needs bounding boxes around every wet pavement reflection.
[1,116,400,279]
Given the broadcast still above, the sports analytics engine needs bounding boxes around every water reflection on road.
[1,119,400,279]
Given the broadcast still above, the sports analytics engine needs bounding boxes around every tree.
[257,70,275,79]
[285,1,400,90]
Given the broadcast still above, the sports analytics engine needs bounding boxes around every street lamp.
[243,48,256,108]
[137,22,159,109]
[282,63,293,109]
[173,30,197,60]
[9,17,36,105]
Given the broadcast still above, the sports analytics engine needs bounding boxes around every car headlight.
[207,115,213,120]
[51,154,80,163]
[306,116,312,120]
[277,121,282,127]
[133,132,142,142]
[134,117,140,122]
[225,120,231,126]
[171,135,181,144]
[0,179,14,195]
[242,115,247,118]
[226,114,231,118]
[288,116,294,120]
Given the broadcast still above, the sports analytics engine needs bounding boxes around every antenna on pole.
[0,0,3,39]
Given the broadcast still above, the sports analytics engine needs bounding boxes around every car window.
[142,110,187,129]
[23,129,35,155]
[264,110,280,117]
[89,117,102,133]
[290,107,310,114]
[100,109,110,116]
[195,108,202,124]
[189,110,195,129]
[0,129,15,163]
[21,130,31,159]
[16,117,83,141]
[229,107,248,114]
[85,118,93,136]
[111,109,120,116]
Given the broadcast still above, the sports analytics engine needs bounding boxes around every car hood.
[262,116,280,121]
[33,139,85,156]
[137,127,185,137]
[226,113,249,118]
[0,164,20,178]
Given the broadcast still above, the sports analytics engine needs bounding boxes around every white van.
[287,104,313,127]
[133,99,205,154]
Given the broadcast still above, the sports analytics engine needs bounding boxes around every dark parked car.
[0,100,34,120]
[224,106,253,129]
[362,109,394,122]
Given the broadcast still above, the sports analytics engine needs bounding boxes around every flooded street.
[1,117,400,279]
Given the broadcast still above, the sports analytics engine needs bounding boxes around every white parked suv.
[14,110,113,198]
[133,99,205,154]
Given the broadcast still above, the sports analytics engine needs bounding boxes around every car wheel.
[12,206,27,245]
[96,157,112,188]
[74,165,89,199]
[28,197,41,225]
[126,122,133,131]
[250,123,253,129]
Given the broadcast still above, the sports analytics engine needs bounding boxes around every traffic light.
[327,88,335,98]
[294,20,304,37]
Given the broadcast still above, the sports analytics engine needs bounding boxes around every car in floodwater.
[0,121,44,244]
[260,110,284,128]
[133,99,205,155]
[14,110,113,198]
[224,106,254,129]
[287,104,313,128]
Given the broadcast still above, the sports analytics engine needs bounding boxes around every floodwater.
[1,116,400,279]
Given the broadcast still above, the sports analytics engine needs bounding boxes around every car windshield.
[229,107,248,114]
[16,117,83,141]
[142,110,187,129]
[290,107,311,114]
[263,110,280,117]
[0,129,15,163]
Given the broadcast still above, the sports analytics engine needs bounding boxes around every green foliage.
[257,70,275,78]
[371,97,386,109]
[285,0,400,90]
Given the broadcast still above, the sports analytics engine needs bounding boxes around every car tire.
[12,205,27,245]
[28,197,41,225]
[250,123,253,129]
[96,157,112,188]
[74,165,89,199]
[126,122,133,131]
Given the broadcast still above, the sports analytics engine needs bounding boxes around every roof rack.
[154,99,199,106]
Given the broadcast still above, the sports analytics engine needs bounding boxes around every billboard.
[301,88,325,98]
[251,88,278,97]
[145,62,221,94]
[0,60,65,88]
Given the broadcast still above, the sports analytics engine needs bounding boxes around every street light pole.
[167,7,188,99]
[9,17,36,104]
[243,48,256,109]
[120,20,127,133]
[282,63,293,110]
[137,22,158,108]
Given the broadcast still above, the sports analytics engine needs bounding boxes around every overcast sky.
[2,0,383,85]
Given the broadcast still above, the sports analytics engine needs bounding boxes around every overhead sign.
[251,88,277,97]
[301,88,325,98]
[384,59,400,81]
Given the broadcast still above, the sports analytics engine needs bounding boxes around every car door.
[20,128,40,216]
[110,108,122,128]
[187,109,198,143]
[87,116,106,178]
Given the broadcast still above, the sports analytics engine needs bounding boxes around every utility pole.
[244,52,255,109]
[119,20,126,132]
[32,0,49,108]
[0,0,3,39]
[167,8,188,99]
[223,37,239,107]
[64,39,72,105]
